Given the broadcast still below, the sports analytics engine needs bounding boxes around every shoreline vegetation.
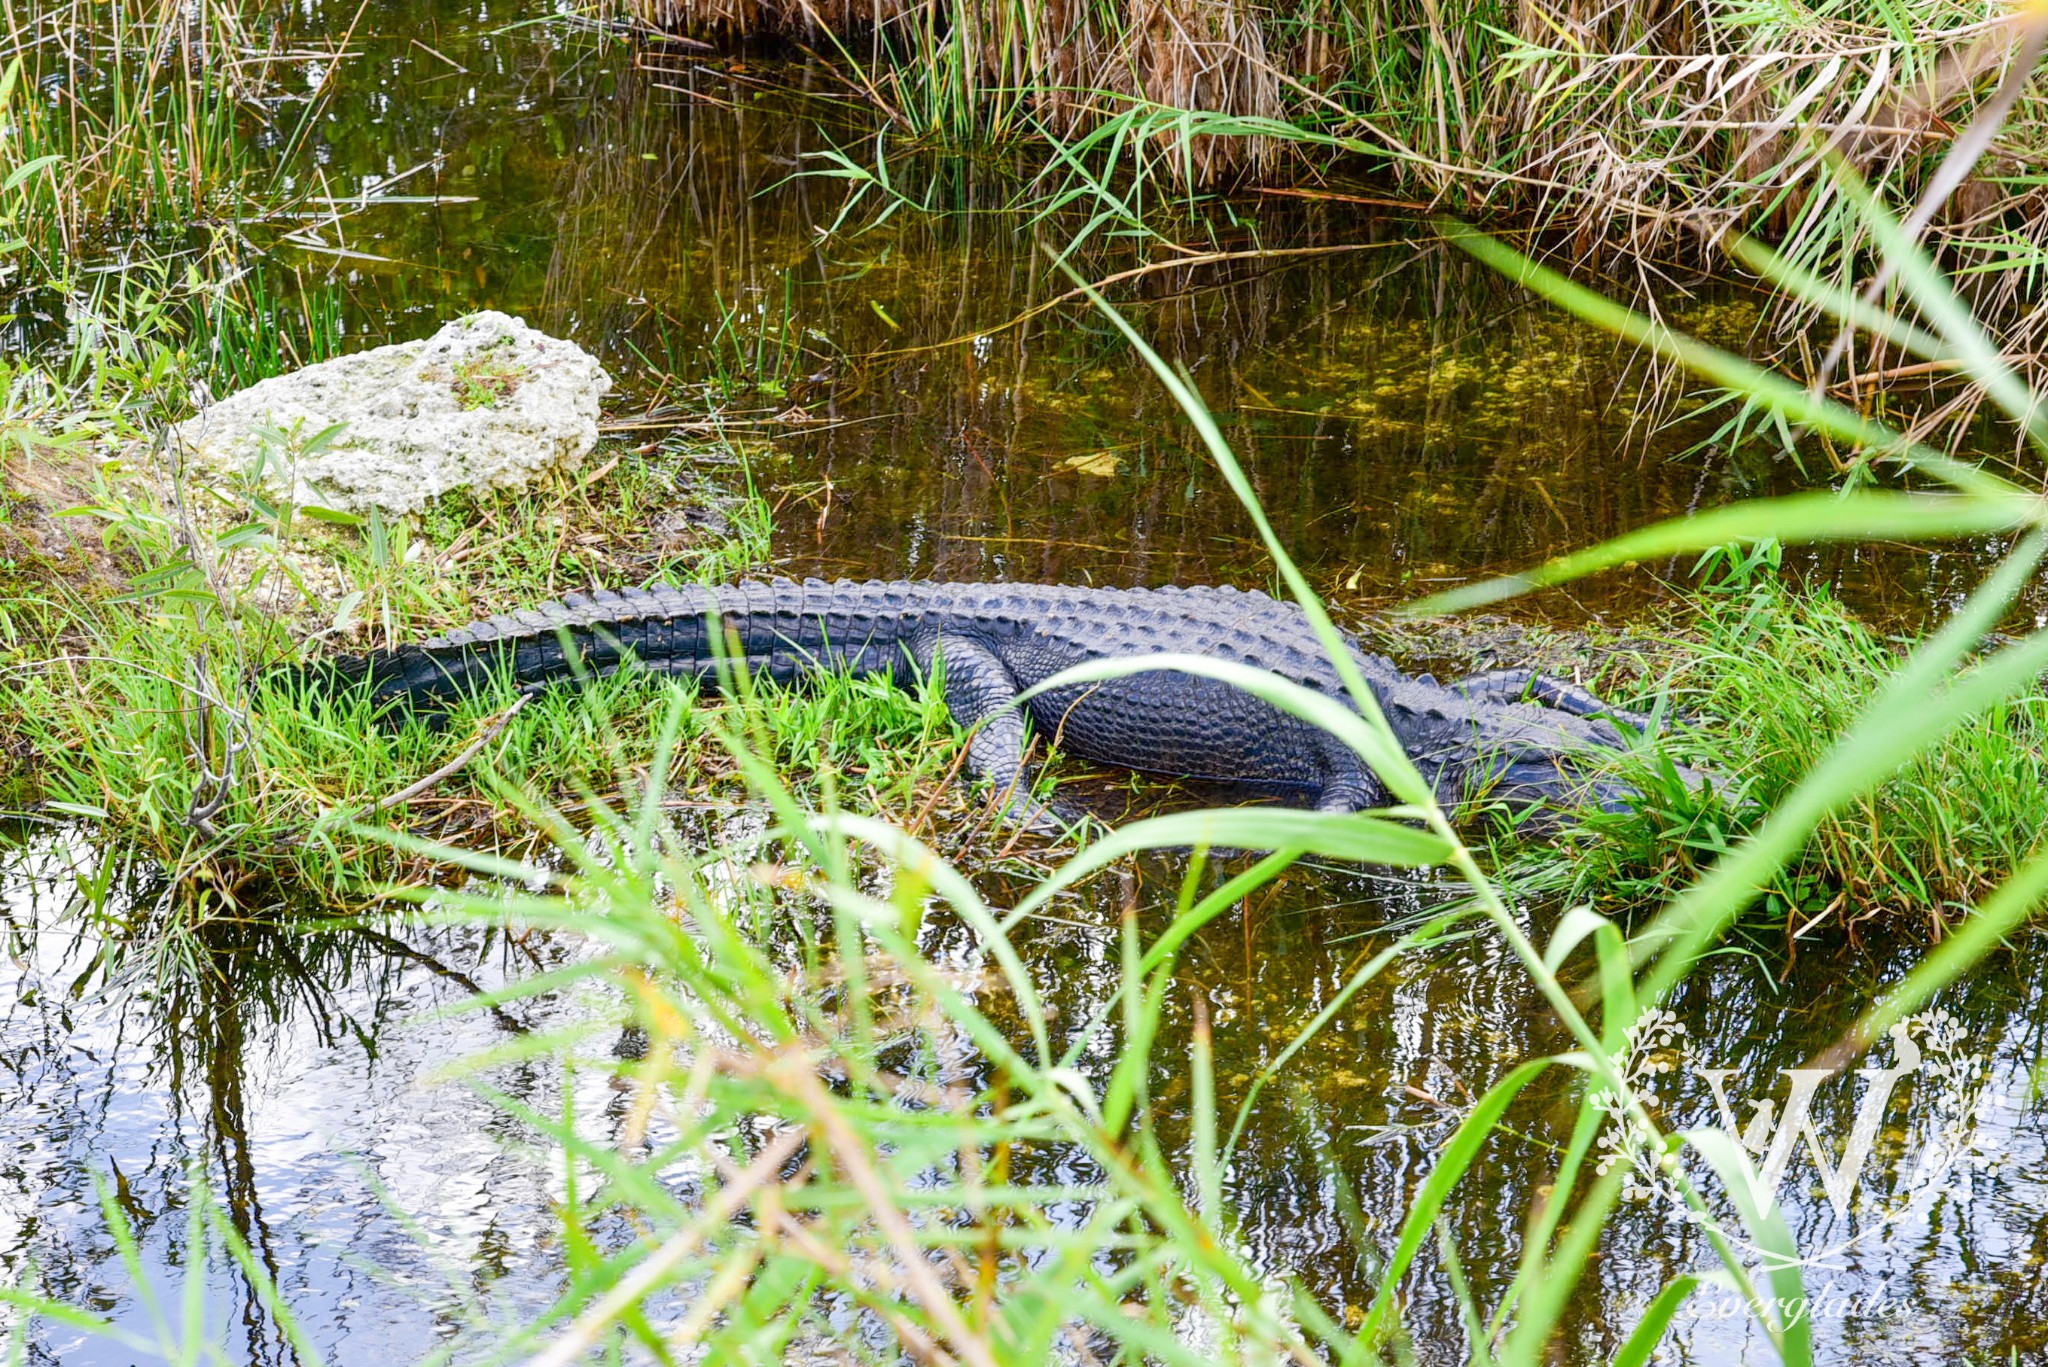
[6,0,2048,1362]
[626,0,2048,430]
[0,0,2041,957]
[625,0,2045,243]
[5,0,2041,935]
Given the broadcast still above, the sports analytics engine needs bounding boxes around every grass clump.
[0,459,995,986]
[449,339,527,410]
[3,426,837,870]
[3,726,1475,1366]
[1498,556,2048,939]
[0,0,343,275]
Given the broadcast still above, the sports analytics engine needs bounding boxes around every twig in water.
[1252,185,1432,210]
[407,36,467,72]
[351,693,532,821]
[1833,353,2045,389]
[181,647,244,836]
[350,925,528,1033]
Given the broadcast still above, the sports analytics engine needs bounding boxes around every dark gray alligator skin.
[309,578,1656,820]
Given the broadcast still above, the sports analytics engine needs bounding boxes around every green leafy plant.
[450,344,527,410]
[1508,562,2048,936]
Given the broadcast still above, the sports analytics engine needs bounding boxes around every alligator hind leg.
[916,633,1077,834]
[1313,738,1386,812]
[1450,668,1608,716]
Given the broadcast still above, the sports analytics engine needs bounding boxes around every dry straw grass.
[633,0,1289,176]
[626,0,2045,200]
[632,0,2048,424]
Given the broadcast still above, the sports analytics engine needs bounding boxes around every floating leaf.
[331,589,365,634]
[1061,452,1122,477]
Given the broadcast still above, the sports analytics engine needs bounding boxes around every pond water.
[6,2,2048,1363]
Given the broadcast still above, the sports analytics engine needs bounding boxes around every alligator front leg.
[1449,667,1655,735]
[915,632,1077,834]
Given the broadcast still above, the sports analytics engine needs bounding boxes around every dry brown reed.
[627,0,2043,199]
[630,0,2048,427]
[632,0,1291,175]
[62,0,2021,261]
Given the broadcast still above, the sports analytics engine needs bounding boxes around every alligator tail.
[287,579,925,706]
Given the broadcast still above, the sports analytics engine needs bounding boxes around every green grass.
[1489,558,2048,937]
[0,518,1007,990]
[0,0,336,275]
[702,278,824,401]
[0,416,954,944]
[2,724,1473,1366]
[449,341,527,410]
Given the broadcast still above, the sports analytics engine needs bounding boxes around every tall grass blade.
[1408,491,2032,616]
[1357,1059,1553,1345]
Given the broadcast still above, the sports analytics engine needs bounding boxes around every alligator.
[307,578,1662,822]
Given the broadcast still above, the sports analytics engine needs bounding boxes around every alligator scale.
[313,579,1654,820]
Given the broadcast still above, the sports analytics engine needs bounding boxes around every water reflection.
[5,828,2046,1363]
[0,832,600,1363]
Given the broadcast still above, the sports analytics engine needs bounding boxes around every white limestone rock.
[174,311,612,515]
